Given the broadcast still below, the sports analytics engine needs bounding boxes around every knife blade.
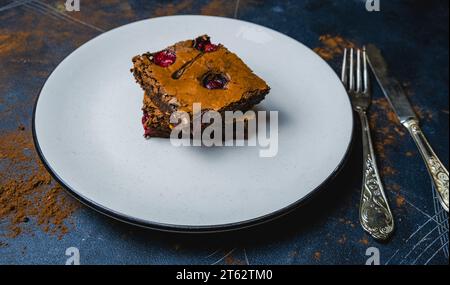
[366,44,418,124]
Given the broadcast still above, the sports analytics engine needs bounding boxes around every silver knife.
[366,44,449,212]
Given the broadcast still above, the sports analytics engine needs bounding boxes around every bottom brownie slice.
[141,92,257,140]
[142,92,172,138]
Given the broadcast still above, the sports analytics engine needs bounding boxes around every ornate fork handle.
[357,110,395,240]
[404,120,449,212]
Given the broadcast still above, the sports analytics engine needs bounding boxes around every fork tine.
[356,49,362,92]
[363,46,369,92]
[341,48,348,86]
[349,48,355,91]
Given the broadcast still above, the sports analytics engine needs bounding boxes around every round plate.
[33,16,353,232]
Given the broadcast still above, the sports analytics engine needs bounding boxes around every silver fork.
[342,47,394,241]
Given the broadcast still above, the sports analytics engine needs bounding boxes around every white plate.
[33,16,353,232]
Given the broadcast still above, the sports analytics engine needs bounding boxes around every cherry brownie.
[142,91,172,138]
[132,35,270,137]
[142,91,257,139]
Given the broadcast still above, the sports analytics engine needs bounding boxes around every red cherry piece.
[194,36,218,53]
[205,79,223,89]
[203,43,218,52]
[142,111,150,125]
[152,50,176,67]
[144,127,155,137]
[202,72,228,90]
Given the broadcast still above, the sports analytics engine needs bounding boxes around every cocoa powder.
[0,127,79,240]
[313,34,355,61]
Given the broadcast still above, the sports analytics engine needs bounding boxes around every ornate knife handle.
[404,120,449,212]
[358,111,395,240]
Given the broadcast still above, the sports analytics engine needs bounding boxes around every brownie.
[142,91,172,138]
[141,91,256,139]
[132,35,270,115]
[133,35,270,138]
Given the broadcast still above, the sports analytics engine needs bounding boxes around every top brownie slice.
[131,35,270,115]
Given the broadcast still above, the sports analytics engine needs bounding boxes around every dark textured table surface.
[0,0,448,265]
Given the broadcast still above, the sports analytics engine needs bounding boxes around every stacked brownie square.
[131,35,270,138]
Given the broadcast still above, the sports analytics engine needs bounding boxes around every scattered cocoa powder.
[369,98,403,170]
[396,195,406,208]
[413,106,434,122]
[200,0,259,17]
[405,151,414,157]
[313,34,355,61]
[0,128,80,241]
[0,31,32,56]
[359,237,369,246]
[389,183,401,192]
[313,251,321,261]
[224,254,246,265]
[153,0,194,17]
[382,166,397,176]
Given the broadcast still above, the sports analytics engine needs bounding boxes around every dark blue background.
[0,0,448,264]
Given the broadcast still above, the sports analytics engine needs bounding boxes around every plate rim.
[32,15,355,233]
